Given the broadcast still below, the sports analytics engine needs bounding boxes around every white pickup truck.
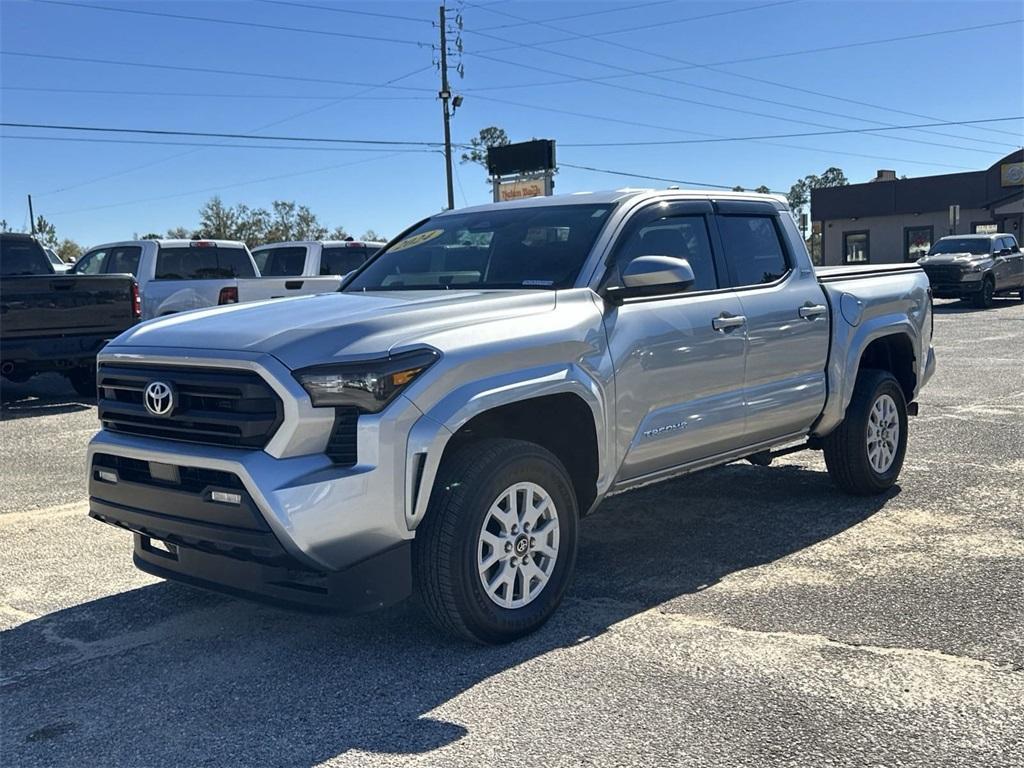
[251,239,384,278]
[73,239,343,319]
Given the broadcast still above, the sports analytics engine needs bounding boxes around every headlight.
[294,349,439,411]
[967,263,986,272]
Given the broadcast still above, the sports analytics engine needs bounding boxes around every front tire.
[823,370,908,495]
[972,277,995,308]
[414,438,579,644]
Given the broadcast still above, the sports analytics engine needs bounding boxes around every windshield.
[928,238,991,256]
[344,204,615,291]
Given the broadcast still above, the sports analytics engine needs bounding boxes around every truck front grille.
[97,363,283,449]
[921,264,963,286]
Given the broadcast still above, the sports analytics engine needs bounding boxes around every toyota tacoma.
[86,190,935,643]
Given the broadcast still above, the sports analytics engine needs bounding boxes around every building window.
[972,222,998,234]
[843,231,870,264]
[904,225,933,262]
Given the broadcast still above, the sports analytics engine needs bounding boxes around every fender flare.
[403,363,611,530]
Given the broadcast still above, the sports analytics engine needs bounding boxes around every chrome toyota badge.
[143,381,176,417]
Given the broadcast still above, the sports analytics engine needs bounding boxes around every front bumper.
[87,443,414,611]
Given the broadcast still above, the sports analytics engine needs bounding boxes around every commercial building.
[811,150,1023,265]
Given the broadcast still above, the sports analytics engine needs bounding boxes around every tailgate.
[235,276,343,303]
[1,274,137,338]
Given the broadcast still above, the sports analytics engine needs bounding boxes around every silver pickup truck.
[86,190,935,643]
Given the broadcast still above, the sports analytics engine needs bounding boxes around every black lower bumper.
[928,282,982,299]
[88,453,411,612]
[1,333,111,373]
[130,535,412,613]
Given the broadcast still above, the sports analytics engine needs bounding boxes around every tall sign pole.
[28,194,36,235]
[438,5,455,211]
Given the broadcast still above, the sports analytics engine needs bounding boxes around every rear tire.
[413,438,578,644]
[823,369,908,496]
[67,366,97,398]
[972,277,995,308]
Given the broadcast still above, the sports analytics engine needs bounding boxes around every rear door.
[994,236,1023,289]
[602,200,749,481]
[713,202,830,445]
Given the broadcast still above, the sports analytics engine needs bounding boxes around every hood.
[109,290,558,369]
[918,252,991,266]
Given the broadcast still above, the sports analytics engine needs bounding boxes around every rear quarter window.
[0,237,53,276]
[717,215,790,286]
[155,246,255,279]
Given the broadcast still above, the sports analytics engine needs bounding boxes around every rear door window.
[255,246,307,276]
[155,246,255,279]
[320,246,371,275]
[106,246,142,275]
[717,215,790,286]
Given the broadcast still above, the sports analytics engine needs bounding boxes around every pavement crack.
[649,611,1023,674]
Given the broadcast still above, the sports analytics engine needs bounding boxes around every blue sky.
[1,0,1022,246]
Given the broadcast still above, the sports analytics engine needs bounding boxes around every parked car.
[73,239,343,319]
[86,190,935,642]
[1,232,139,395]
[917,233,1024,308]
[44,247,73,273]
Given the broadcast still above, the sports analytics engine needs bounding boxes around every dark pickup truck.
[1,233,140,395]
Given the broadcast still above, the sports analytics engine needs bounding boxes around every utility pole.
[28,194,36,235]
[438,5,455,211]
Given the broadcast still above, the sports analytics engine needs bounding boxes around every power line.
[256,0,432,24]
[464,30,1016,152]
[35,0,431,47]
[464,1,1020,147]
[465,50,1009,156]
[559,162,762,192]
[467,94,974,170]
[31,62,434,196]
[557,117,1024,147]
[473,0,677,31]
[0,52,434,92]
[0,85,435,101]
[470,0,801,41]
[0,135,434,153]
[467,18,1024,88]
[48,152,416,217]
[0,121,448,147]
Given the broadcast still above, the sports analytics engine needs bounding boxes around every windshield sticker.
[523,279,554,287]
[389,229,444,253]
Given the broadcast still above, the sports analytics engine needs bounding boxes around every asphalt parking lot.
[1,297,1022,767]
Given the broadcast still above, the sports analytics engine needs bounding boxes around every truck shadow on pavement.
[1,462,895,766]
[932,297,1023,314]
[1,373,94,419]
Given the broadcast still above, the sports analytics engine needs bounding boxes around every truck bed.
[815,263,924,283]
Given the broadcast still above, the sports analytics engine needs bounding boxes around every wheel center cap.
[513,535,530,556]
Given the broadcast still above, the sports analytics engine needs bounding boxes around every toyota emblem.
[143,381,176,417]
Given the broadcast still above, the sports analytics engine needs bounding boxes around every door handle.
[798,304,828,320]
[712,313,746,331]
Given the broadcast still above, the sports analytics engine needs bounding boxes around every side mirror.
[604,255,695,304]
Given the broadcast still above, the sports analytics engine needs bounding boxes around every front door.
[601,201,749,482]
[713,203,830,445]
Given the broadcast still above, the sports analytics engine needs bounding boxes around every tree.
[787,167,848,216]
[328,225,350,240]
[194,196,239,240]
[56,239,82,262]
[732,184,772,193]
[139,232,162,240]
[360,229,384,242]
[461,126,510,169]
[33,215,59,248]
[165,226,192,239]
